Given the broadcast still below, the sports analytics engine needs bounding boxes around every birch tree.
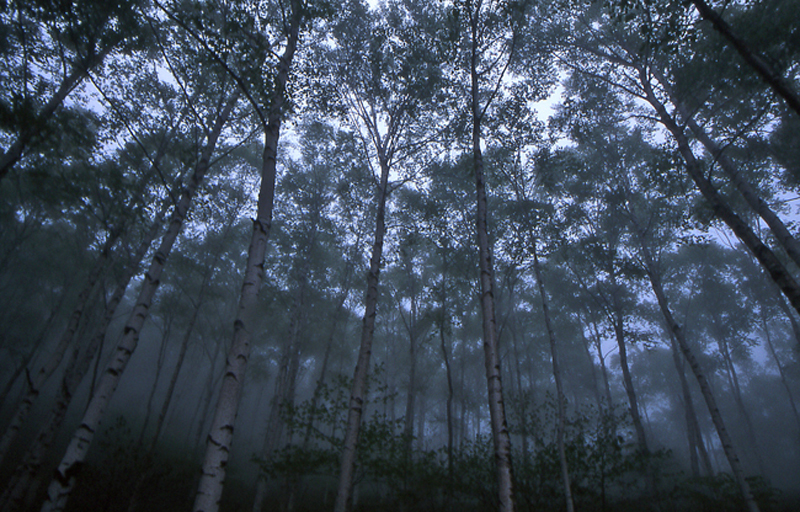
[39,77,240,512]
[193,0,306,508]
[326,1,443,509]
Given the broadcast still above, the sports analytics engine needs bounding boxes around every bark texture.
[39,93,236,512]
[469,8,516,505]
[0,225,120,466]
[192,6,301,509]
[0,201,167,512]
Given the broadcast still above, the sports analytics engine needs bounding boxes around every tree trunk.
[128,222,230,512]
[0,200,167,512]
[0,225,121,466]
[470,44,516,512]
[0,291,66,405]
[532,243,575,512]
[652,69,800,268]
[439,302,455,495]
[402,272,418,458]
[761,313,800,439]
[611,297,648,454]
[635,227,761,512]
[137,317,172,448]
[713,329,765,475]
[190,332,225,456]
[578,311,604,410]
[776,298,800,349]
[252,274,309,512]
[39,91,237,512]
[303,270,354,447]
[668,333,709,477]
[639,65,800,317]
[689,0,800,117]
[589,316,614,409]
[333,153,392,512]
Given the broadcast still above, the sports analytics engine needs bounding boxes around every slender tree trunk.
[611,298,648,454]
[635,228,761,512]
[190,334,225,456]
[689,0,800,117]
[252,275,309,512]
[668,333,704,477]
[589,317,614,409]
[193,6,301,509]
[39,92,237,512]
[0,225,121,466]
[333,153,392,512]
[578,312,604,410]
[303,272,354,447]
[776,298,800,349]
[439,304,455,495]
[639,65,800,317]
[0,291,66,405]
[0,200,167,512]
[714,329,765,475]
[466,3,516,508]
[402,278,418,457]
[761,313,800,439]
[532,243,574,512]
[128,231,226,512]
[137,317,172,447]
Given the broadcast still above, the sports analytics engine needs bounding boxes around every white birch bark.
[0,200,168,512]
[0,225,121,466]
[333,156,391,512]
[466,2,516,507]
[192,5,302,509]
[39,94,237,512]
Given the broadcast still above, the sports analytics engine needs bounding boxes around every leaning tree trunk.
[0,291,66,405]
[39,92,237,512]
[634,227,761,512]
[333,153,392,512]
[714,328,765,475]
[532,243,574,512]
[689,0,800,117]
[193,8,301,510]
[650,68,800,268]
[668,332,712,477]
[0,224,122,467]
[128,224,229,512]
[639,65,800,317]
[0,199,168,512]
[761,313,800,439]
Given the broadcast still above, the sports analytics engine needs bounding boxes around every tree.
[194,0,306,509]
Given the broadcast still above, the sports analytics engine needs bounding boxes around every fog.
[1,0,799,511]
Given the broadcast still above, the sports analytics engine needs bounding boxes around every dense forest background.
[1,0,799,511]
